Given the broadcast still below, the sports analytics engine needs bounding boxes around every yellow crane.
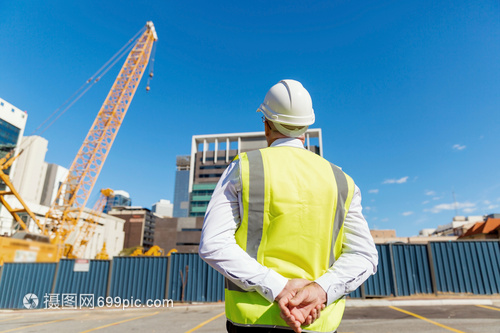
[0,22,158,263]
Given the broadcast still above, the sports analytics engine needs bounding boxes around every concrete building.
[152,199,173,218]
[370,229,457,244]
[432,215,485,237]
[10,136,48,205]
[40,163,69,207]
[186,130,322,217]
[173,156,190,217]
[103,190,131,213]
[0,97,27,169]
[459,214,500,240]
[0,98,28,234]
[108,206,155,250]
[154,217,203,254]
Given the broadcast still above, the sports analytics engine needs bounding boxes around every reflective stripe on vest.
[225,147,355,333]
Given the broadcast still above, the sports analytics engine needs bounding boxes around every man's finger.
[288,289,308,307]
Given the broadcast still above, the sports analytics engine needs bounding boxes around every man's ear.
[264,120,271,136]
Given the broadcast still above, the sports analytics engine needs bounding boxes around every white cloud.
[425,202,476,214]
[452,144,466,151]
[484,200,491,205]
[402,211,414,216]
[487,204,499,210]
[422,200,430,205]
[425,190,436,196]
[381,218,389,222]
[368,189,379,194]
[383,176,409,184]
[364,206,372,211]
[463,207,477,213]
[433,197,441,201]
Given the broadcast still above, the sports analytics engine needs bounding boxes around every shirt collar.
[270,137,305,149]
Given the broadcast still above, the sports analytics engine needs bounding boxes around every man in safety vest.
[199,79,378,333]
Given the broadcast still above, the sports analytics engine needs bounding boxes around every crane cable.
[30,26,147,137]
[146,41,157,91]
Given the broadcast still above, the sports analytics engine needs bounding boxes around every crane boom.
[45,22,158,250]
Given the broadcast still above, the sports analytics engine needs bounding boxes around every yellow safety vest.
[225,146,355,333]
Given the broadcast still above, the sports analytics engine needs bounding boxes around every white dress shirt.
[199,138,378,305]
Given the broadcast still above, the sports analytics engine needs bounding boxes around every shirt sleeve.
[314,185,379,306]
[198,160,288,303]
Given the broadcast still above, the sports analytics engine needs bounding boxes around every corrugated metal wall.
[168,253,224,302]
[1,241,499,308]
[392,244,433,296]
[0,263,57,309]
[364,244,394,297]
[109,256,168,303]
[431,241,500,295]
[53,259,110,306]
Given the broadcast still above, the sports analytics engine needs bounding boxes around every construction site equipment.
[166,248,178,256]
[0,151,58,265]
[66,188,115,258]
[130,245,165,257]
[0,21,158,263]
[94,242,109,260]
[45,21,158,258]
[0,151,49,235]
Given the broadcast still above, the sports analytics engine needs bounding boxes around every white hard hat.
[257,79,315,137]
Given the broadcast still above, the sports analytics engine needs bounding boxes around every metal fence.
[168,253,225,302]
[431,241,500,295]
[53,259,110,306]
[0,263,57,309]
[109,256,169,303]
[0,241,499,309]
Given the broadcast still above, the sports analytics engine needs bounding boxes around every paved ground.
[0,299,499,333]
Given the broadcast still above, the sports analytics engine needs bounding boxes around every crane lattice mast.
[45,22,158,252]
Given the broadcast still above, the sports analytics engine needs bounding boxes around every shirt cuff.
[258,269,288,303]
[314,274,344,306]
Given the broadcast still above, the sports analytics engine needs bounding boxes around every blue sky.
[1,1,498,236]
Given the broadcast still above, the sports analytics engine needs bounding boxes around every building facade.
[173,156,190,217]
[40,163,69,207]
[432,215,485,237]
[11,136,48,205]
[186,130,322,217]
[152,199,173,218]
[0,98,28,235]
[154,217,203,254]
[108,206,155,250]
[459,214,500,240]
[0,98,27,167]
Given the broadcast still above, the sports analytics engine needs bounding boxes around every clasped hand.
[275,279,327,333]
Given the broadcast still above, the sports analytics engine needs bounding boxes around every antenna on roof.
[452,188,458,216]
